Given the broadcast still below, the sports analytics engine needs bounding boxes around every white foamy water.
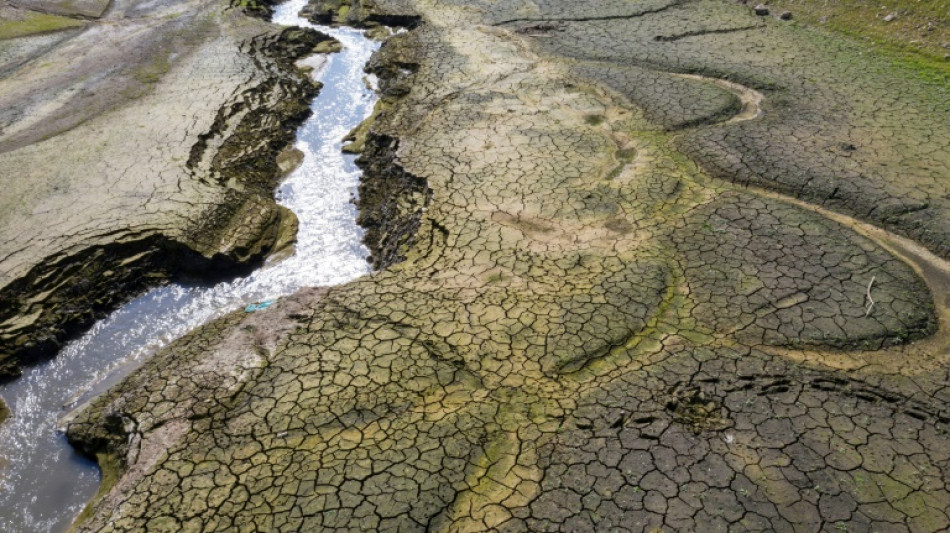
[0,2,377,530]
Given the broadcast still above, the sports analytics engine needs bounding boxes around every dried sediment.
[67,0,950,532]
[0,0,339,378]
[509,0,950,260]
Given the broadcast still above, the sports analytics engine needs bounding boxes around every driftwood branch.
[865,276,876,317]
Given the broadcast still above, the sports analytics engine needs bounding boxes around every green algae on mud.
[0,10,84,41]
[766,0,950,80]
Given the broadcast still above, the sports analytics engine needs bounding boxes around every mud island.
[1,0,949,531]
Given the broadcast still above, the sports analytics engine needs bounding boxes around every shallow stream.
[0,2,377,529]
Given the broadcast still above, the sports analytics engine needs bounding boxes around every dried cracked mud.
[3,0,949,531]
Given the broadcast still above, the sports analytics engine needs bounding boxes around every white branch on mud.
[865,276,876,317]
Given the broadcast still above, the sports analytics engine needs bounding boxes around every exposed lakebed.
[0,1,377,529]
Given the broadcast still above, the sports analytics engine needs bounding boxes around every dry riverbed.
[2,0,949,531]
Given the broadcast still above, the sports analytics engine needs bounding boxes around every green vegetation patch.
[0,10,84,41]
[769,0,950,78]
[131,53,171,84]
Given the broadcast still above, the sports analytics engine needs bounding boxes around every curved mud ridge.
[664,63,942,343]
[751,185,950,375]
[509,0,950,263]
[675,73,763,125]
[672,68,946,356]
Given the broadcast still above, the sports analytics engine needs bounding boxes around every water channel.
[0,2,378,529]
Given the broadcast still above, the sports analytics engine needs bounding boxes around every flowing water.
[0,2,377,529]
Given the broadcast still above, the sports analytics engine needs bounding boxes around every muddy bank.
[65,0,949,531]
[354,133,431,269]
[348,23,433,269]
[0,1,339,378]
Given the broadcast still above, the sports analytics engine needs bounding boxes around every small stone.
[754,4,769,16]
[883,13,897,22]
[778,11,792,21]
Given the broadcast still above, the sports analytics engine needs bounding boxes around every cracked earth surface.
[38,0,950,531]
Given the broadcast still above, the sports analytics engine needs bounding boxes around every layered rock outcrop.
[0,0,340,376]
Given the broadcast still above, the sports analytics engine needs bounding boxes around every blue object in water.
[245,300,275,312]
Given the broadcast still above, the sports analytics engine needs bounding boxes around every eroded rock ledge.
[355,133,432,269]
[350,17,432,269]
[0,3,337,378]
[302,0,421,29]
